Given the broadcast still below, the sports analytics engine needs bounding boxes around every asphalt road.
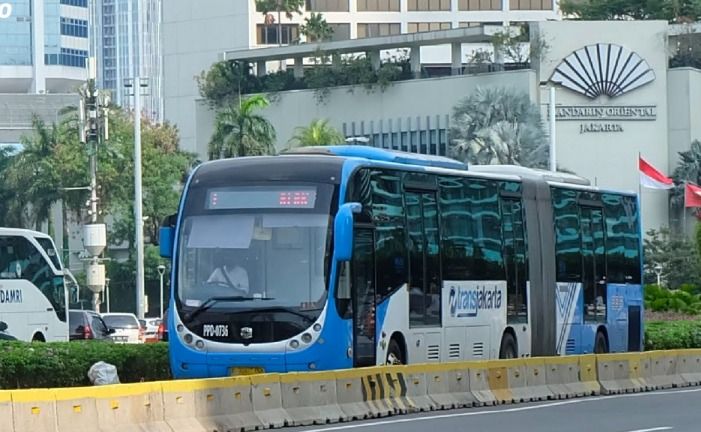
[287,387,701,432]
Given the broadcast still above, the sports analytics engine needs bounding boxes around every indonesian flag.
[685,183,701,208]
[639,156,674,190]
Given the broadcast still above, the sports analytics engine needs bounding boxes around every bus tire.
[31,333,45,342]
[499,332,517,359]
[594,331,608,354]
[386,338,404,365]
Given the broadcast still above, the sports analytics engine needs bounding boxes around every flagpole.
[638,152,643,232]
[683,181,687,235]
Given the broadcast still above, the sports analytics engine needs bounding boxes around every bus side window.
[336,261,352,319]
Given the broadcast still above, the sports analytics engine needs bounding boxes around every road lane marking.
[299,388,701,432]
[622,428,672,432]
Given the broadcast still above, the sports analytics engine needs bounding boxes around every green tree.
[197,61,254,109]
[300,12,334,42]
[287,118,344,148]
[208,95,277,159]
[449,86,549,168]
[255,0,305,45]
[672,139,701,208]
[643,227,701,290]
[561,0,701,22]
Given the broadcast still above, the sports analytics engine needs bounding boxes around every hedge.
[644,320,701,351]
[0,341,171,389]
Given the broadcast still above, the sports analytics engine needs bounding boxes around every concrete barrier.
[11,389,57,432]
[676,349,701,386]
[544,355,599,398]
[646,350,683,389]
[422,363,476,410]
[279,371,343,426]
[1,390,13,432]
[9,349,701,432]
[596,353,648,394]
[334,368,377,420]
[250,373,288,428]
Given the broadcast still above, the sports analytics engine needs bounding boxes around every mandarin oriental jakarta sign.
[549,43,657,134]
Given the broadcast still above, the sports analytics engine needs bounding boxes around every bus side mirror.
[334,202,361,262]
[159,214,177,259]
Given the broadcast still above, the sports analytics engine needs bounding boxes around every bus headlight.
[313,323,322,332]
[301,333,312,344]
[289,340,300,349]
[195,340,205,349]
[184,333,193,344]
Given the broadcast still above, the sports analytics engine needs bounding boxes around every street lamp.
[104,278,110,313]
[157,265,166,318]
[654,264,663,287]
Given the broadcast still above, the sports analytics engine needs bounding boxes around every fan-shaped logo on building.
[550,43,655,99]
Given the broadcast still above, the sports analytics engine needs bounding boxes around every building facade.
[0,0,87,146]
[162,0,561,156]
[91,0,163,122]
[189,20,701,235]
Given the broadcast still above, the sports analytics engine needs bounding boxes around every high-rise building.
[91,0,163,122]
[0,0,88,146]
[162,0,561,156]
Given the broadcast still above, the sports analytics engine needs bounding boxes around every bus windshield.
[177,184,334,321]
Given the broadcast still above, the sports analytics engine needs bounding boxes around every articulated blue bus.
[159,146,643,379]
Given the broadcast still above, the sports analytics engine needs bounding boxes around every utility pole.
[80,57,110,313]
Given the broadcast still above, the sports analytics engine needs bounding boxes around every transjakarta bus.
[0,228,70,341]
[159,146,643,379]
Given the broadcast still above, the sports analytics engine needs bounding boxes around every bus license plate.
[230,367,264,376]
[113,336,128,343]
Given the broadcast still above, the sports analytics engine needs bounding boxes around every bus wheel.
[594,331,608,354]
[386,338,404,365]
[31,333,45,342]
[499,333,517,359]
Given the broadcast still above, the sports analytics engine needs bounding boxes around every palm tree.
[449,86,549,168]
[288,118,344,148]
[208,95,277,159]
[256,0,305,45]
[301,12,334,42]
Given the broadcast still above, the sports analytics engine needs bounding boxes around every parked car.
[101,313,143,343]
[68,309,114,341]
[157,309,168,342]
[142,318,161,343]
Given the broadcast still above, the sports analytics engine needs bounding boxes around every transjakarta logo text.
[449,285,502,317]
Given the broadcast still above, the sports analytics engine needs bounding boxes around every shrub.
[644,284,701,315]
[644,320,701,351]
[0,341,170,389]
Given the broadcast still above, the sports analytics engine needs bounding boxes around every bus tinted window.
[553,187,582,282]
[603,194,641,284]
[370,170,407,298]
[439,176,471,280]
[469,178,504,279]
[502,196,528,322]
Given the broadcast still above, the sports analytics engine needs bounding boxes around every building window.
[407,0,451,11]
[60,17,88,38]
[256,24,300,45]
[60,0,88,7]
[357,23,400,38]
[59,48,88,68]
[407,22,451,33]
[304,0,349,11]
[509,0,553,10]
[458,0,502,10]
[329,23,351,41]
[357,0,400,11]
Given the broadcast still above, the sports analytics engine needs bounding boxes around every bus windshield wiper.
[251,306,316,325]
[184,296,274,323]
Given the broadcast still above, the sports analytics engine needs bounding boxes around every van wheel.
[499,333,517,359]
[32,333,45,342]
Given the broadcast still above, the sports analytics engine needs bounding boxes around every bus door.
[351,228,376,367]
[580,206,606,351]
